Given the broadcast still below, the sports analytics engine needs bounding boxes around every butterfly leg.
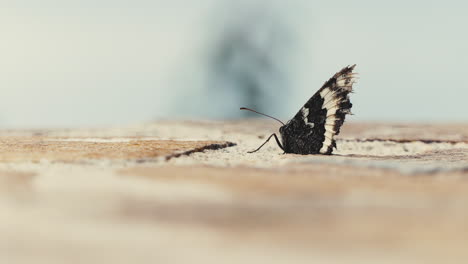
[248,133,284,153]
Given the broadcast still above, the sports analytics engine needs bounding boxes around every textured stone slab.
[0,137,233,162]
[1,121,468,264]
[118,165,468,263]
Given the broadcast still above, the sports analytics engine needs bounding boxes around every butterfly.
[241,64,357,155]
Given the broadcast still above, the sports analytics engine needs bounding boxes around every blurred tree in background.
[206,2,294,118]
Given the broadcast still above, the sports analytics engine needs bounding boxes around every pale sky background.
[0,0,466,128]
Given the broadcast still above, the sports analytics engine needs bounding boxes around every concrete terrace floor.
[1,120,468,264]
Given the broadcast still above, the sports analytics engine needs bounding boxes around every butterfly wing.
[280,65,357,155]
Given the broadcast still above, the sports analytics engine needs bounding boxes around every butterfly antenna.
[240,107,285,126]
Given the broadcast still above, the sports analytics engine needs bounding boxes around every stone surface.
[0,137,232,162]
[1,121,468,264]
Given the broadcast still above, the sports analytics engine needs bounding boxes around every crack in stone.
[342,138,468,144]
[165,142,237,161]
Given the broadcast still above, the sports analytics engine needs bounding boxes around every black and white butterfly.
[241,64,357,155]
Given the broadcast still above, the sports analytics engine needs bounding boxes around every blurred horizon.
[1,0,467,129]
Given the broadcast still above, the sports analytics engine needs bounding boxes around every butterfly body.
[279,111,329,154]
[243,65,357,155]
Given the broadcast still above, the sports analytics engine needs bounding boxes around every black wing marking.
[280,65,357,155]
